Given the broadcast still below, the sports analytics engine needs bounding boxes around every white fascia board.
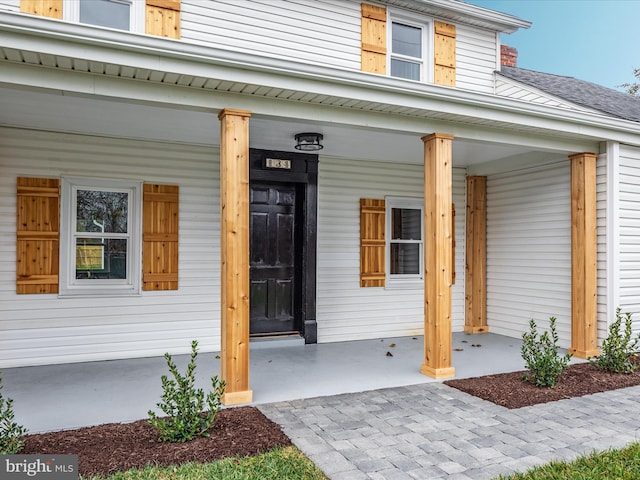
[0,12,638,144]
[385,0,531,33]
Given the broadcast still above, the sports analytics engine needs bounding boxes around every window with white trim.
[63,0,145,32]
[389,14,430,82]
[60,178,141,296]
[386,197,423,287]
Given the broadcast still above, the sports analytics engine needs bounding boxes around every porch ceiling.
[0,84,557,167]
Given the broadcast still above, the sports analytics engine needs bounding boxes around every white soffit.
[0,85,568,167]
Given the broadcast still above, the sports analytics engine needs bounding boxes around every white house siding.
[486,161,572,346]
[495,78,600,114]
[0,127,221,368]
[596,153,608,341]
[0,1,18,12]
[316,157,466,343]
[618,144,640,333]
[180,0,361,70]
[455,24,496,94]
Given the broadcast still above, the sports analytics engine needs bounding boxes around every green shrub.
[521,317,572,388]
[148,340,225,442]
[590,308,640,374]
[0,373,28,454]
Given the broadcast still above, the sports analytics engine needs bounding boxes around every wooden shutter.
[20,0,62,19]
[360,198,385,287]
[143,184,179,291]
[16,177,60,294]
[146,0,181,39]
[434,21,456,87]
[361,3,387,74]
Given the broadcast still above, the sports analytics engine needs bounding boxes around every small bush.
[521,317,572,388]
[148,340,225,442]
[0,373,28,454]
[590,308,640,374]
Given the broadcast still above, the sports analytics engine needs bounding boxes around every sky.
[465,0,640,91]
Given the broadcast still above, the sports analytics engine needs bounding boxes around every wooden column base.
[420,365,455,379]
[222,390,253,406]
[464,326,489,334]
[568,347,600,359]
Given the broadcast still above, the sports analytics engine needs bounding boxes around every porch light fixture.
[294,132,324,151]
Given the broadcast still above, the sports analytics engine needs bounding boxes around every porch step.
[250,334,305,349]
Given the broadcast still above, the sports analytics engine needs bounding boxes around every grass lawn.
[69,437,640,479]
[495,442,640,479]
[83,446,327,480]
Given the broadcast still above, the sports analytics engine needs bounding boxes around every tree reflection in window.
[75,189,129,279]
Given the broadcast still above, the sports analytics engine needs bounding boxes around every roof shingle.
[499,66,640,123]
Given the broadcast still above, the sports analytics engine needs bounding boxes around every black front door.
[250,182,301,335]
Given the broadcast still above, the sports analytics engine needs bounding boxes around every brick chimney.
[500,44,518,67]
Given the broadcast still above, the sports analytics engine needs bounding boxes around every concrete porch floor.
[3,333,530,433]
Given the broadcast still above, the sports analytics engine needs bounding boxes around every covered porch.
[4,332,532,433]
[1,13,605,414]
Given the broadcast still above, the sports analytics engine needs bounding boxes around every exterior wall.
[596,152,608,340]
[316,157,466,342]
[6,0,503,94]
[455,24,496,94]
[181,0,361,70]
[618,144,640,334]
[0,127,221,368]
[181,0,499,93]
[486,161,572,346]
[495,77,600,114]
[0,1,18,12]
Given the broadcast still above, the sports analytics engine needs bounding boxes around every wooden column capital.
[218,108,252,120]
[568,152,597,162]
[421,133,455,143]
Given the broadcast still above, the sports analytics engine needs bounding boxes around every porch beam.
[569,152,599,359]
[421,133,455,379]
[465,176,488,334]
[218,108,253,405]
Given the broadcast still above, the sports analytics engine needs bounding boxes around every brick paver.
[260,383,640,479]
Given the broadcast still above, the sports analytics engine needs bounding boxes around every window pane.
[76,190,128,233]
[391,208,421,240]
[80,0,130,30]
[76,238,127,279]
[392,22,421,58]
[390,244,420,275]
[391,59,421,81]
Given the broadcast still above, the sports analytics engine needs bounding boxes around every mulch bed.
[445,361,640,409]
[21,406,291,478]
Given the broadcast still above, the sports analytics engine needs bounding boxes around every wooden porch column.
[569,152,600,359]
[421,133,455,379]
[465,176,488,333]
[218,108,253,405]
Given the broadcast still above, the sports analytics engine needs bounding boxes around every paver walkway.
[260,382,640,479]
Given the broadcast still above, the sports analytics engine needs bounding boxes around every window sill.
[385,279,423,290]
[58,289,141,298]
